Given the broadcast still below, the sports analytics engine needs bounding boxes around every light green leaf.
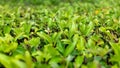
[37,32,52,43]
[85,22,94,36]
[77,36,85,51]
[25,51,33,68]
[29,37,40,47]
[0,53,12,68]
[75,56,84,67]
[64,34,79,56]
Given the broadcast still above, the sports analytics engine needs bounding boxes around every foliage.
[0,0,120,68]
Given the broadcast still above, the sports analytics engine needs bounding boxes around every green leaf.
[80,23,86,35]
[11,59,26,68]
[61,39,71,44]
[64,34,79,56]
[52,31,62,45]
[77,36,85,51]
[75,56,84,67]
[85,22,94,36]
[29,37,40,47]
[25,51,33,68]
[99,27,106,32]
[0,53,12,68]
[110,42,120,57]
[87,38,95,48]
[112,64,118,68]
[56,40,65,54]
[37,32,52,43]
[44,44,59,56]
[110,42,120,62]
[49,57,62,68]
[0,34,18,53]
[12,45,26,56]
[49,57,62,63]
[3,25,11,34]
[87,61,97,68]
[23,23,31,35]
[69,22,78,37]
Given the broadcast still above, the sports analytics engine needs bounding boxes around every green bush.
[0,0,120,68]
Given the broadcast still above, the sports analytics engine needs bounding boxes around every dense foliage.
[0,0,120,68]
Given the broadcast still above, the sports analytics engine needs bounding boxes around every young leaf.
[85,22,94,36]
[77,36,85,51]
[0,53,12,68]
[37,32,52,43]
[75,56,84,68]
[64,34,79,56]
[25,51,33,68]
[29,37,40,47]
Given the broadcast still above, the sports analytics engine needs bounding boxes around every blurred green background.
[0,0,101,5]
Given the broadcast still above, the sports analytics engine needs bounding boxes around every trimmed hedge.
[0,0,120,68]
